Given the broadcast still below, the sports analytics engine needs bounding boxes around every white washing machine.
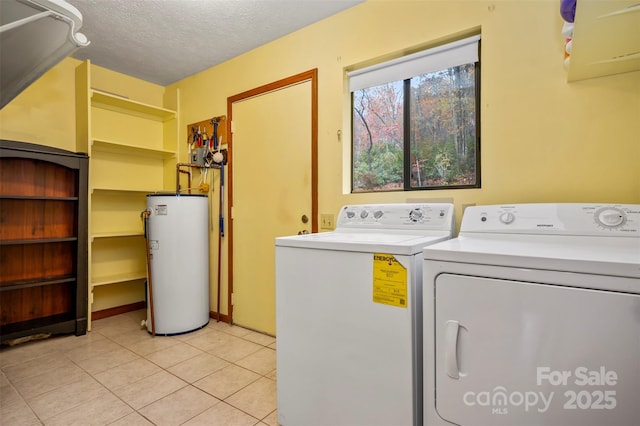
[275,203,455,426]
[423,203,640,426]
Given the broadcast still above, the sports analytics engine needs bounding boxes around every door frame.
[226,69,318,325]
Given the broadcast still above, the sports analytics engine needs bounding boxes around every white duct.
[0,0,89,109]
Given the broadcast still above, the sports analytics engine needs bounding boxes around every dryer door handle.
[445,320,461,379]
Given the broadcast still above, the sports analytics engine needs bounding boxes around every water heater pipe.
[141,209,156,337]
[175,164,192,193]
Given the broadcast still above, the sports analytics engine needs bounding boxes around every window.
[350,35,480,192]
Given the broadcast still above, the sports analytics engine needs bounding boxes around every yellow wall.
[2,0,639,318]
[0,58,166,150]
[90,63,165,107]
[170,0,639,212]
[168,0,639,318]
[0,58,80,151]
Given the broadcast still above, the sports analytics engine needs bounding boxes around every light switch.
[320,214,335,230]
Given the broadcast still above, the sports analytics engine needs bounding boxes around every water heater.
[145,194,209,334]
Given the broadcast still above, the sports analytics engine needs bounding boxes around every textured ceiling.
[69,0,364,86]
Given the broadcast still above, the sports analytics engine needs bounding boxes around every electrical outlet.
[320,213,335,230]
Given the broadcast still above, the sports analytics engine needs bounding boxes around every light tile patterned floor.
[0,310,278,425]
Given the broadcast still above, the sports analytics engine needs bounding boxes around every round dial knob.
[360,210,369,219]
[595,207,626,228]
[499,212,515,224]
[373,210,384,219]
[346,210,355,219]
[409,209,423,222]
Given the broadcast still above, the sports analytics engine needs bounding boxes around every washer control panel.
[594,206,626,228]
[463,203,640,236]
[337,203,455,232]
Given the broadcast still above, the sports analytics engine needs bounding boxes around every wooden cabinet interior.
[0,140,88,343]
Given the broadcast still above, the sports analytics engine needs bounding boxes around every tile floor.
[0,310,278,425]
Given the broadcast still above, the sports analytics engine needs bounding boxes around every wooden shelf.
[0,237,77,245]
[91,90,176,122]
[0,157,79,198]
[0,314,77,342]
[0,141,88,342]
[92,139,176,159]
[0,195,79,201]
[1,275,76,291]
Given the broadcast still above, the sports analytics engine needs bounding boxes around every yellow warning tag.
[372,253,407,308]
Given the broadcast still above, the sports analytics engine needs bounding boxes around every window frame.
[349,36,481,193]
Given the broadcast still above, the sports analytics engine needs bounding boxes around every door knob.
[301,214,309,224]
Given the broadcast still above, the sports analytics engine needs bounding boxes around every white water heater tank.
[145,194,209,334]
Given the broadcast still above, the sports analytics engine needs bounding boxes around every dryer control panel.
[337,203,455,233]
[460,203,640,236]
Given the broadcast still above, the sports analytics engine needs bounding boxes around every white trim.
[348,35,480,92]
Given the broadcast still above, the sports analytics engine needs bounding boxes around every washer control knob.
[499,212,515,224]
[373,210,384,219]
[409,209,423,222]
[595,208,626,228]
[346,210,355,219]
[360,210,369,219]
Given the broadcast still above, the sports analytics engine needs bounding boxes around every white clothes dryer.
[276,203,455,426]
[423,203,640,426]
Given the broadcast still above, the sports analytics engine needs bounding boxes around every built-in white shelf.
[91,90,176,121]
[568,0,640,81]
[91,139,176,159]
[91,231,144,241]
[92,271,147,287]
[91,186,164,194]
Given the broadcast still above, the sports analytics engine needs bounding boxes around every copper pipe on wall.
[176,163,192,193]
[176,163,224,194]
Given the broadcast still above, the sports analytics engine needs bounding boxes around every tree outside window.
[351,40,480,192]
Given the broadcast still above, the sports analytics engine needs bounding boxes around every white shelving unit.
[75,60,179,328]
[568,0,640,81]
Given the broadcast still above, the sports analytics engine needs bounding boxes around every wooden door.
[228,71,317,335]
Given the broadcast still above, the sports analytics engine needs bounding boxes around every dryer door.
[434,274,640,426]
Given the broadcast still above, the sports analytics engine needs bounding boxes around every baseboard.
[210,311,230,323]
[92,303,230,324]
[92,301,146,321]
